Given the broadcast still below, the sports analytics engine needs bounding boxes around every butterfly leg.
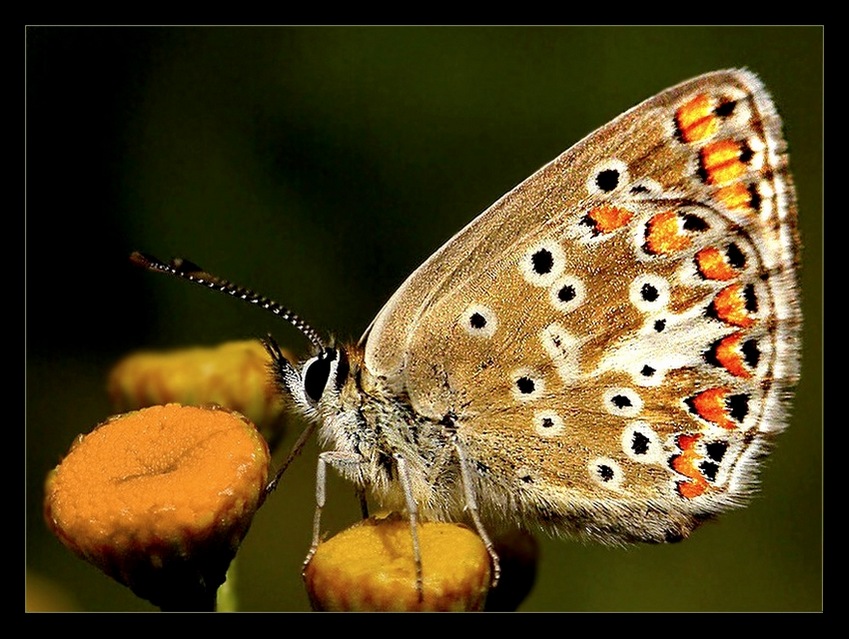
[355,483,370,519]
[304,450,425,600]
[454,437,501,587]
[394,453,425,601]
[302,450,362,577]
[265,422,316,496]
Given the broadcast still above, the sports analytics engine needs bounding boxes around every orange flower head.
[44,403,270,610]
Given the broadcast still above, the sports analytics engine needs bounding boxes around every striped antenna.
[130,251,326,351]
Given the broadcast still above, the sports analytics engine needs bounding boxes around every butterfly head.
[262,334,351,418]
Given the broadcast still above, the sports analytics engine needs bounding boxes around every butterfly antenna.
[130,251,326,351]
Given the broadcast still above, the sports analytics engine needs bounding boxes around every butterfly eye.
[302,348,342,404]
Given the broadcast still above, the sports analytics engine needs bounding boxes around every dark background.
[26,26,823,611]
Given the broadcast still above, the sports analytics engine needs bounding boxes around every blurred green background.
[26,26,822,612]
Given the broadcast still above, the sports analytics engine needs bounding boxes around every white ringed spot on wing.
[460,303,498,338]
[519,241,566,287]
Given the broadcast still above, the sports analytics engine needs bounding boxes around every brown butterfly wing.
[360,69,799,542]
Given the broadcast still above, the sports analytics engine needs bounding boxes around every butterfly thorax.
[311,343,468,520]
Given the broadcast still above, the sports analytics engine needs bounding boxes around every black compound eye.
[303,348,337,403]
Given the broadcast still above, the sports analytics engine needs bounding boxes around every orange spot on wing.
[587,205,633,234]
[671,433,708,499]
[700,140,749,185]
[675,94,719,143]
[645,211,690,255]
[712,283,755,327]
[714,182,755,212]
[677,478,707,499]
[696,247,738,281]
[714,332,750,378]
[688,387,736,430]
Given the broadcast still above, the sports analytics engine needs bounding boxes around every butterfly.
[133,68,800,589]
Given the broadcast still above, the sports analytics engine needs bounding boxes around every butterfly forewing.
[360,69,799,543]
